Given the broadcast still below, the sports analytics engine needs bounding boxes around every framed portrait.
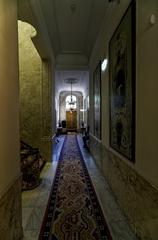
[93,61,101,140]
[109,1,136,161]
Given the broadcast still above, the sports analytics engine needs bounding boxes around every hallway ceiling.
[18,0,109,95]
[39,0,108,63]
[18,0,109,67]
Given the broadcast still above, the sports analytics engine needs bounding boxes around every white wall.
[0,0,20,194]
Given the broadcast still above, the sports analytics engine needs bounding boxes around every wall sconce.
[101,59,108,71]
[150,14,156,25]
[80,109,86,112]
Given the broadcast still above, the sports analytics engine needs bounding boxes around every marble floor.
[22,134,137,240]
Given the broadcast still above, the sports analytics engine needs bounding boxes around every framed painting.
[109,1,136,161]
[93,61,101,140]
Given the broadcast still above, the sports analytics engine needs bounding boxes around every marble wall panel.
[18,21,52,161]
[90,136,158,239]
[0,176,23,240]
[42,61,52,137]
[40,137,52,162]
[18,21,42,149]
[89,135,102,170]
[40,61,52,161]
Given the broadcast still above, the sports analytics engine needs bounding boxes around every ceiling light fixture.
[68,80,76,112]
[65,77,78,112]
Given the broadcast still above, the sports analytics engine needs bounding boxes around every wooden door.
[66,111,77,130]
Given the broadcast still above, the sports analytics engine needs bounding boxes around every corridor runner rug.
[39,135,112,240]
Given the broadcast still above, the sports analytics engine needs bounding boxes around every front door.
[66,111,77,131]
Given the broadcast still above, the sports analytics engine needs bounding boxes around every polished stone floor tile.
[23,230,39,240]
[109,220,137,240]
[22,207,34,229]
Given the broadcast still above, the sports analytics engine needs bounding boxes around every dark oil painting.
[93,62,101,140]
[109,1,135,161]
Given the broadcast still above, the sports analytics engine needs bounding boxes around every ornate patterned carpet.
[39,135,112,240]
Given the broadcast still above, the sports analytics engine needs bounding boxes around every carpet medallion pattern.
[39,135,112,240]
